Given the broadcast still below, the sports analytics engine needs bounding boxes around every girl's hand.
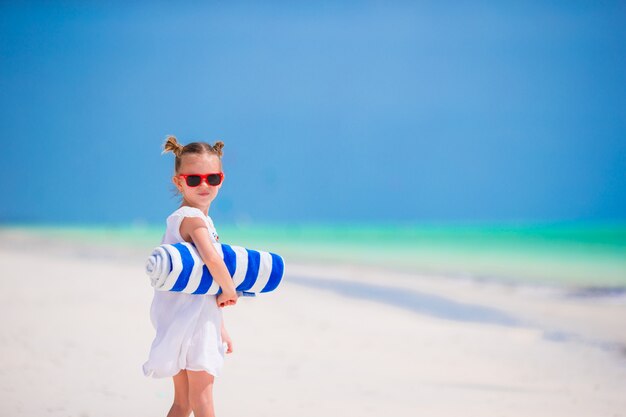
[221,326,233,354]
[216,290,238,308]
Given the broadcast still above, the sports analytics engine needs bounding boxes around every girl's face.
[173,153,223,209]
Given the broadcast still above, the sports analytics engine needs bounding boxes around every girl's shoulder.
[162,206,218,244]
[166,206,216,231]
[168,205,206,220]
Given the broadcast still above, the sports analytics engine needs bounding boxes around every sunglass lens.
[185,175,202,187]
[207,174,222,186]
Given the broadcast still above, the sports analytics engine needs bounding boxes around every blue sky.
[1,1,624,226]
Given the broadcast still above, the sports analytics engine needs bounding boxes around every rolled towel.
[145,242,285,296]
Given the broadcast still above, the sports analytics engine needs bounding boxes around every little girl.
[143,135,239,417]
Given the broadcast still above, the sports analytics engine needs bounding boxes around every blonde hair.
[162,135,224,174]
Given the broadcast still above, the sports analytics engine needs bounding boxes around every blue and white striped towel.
[145,242,284,296]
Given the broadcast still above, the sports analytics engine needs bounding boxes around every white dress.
[142,206,225,379]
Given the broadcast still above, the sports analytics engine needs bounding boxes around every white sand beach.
[0,229,625,417]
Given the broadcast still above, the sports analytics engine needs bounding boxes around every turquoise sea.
[7,222,625,288]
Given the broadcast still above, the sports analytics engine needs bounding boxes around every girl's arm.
[221,318,233,354]
[180,217,238,301]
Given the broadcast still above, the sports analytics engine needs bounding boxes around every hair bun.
[162,135,185,157]
[213,141,224,157]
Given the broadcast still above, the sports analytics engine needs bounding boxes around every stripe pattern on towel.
[145,242,285,295]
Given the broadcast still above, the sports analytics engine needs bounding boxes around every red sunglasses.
[178,173,224,187]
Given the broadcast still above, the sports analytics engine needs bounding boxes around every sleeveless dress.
[142,206,225,378]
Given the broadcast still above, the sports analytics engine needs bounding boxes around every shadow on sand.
[289,275,521,327]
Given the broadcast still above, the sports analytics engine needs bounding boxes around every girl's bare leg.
[167,369,192,417]
[187,370,216,417]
